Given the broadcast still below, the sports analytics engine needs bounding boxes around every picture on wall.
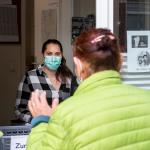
[0,0,21,43]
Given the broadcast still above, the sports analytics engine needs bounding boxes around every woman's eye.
[47,52,53,55]
[55,52,61,56]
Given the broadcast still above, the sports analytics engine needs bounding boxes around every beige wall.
[0,46,22,125]
[73,0,96,17]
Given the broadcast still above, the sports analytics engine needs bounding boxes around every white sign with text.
[10,135,28,150]
[127,31,150,72]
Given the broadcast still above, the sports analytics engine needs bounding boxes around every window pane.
[114,0,150,52]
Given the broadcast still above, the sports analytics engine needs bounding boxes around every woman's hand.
[28,89,59,117]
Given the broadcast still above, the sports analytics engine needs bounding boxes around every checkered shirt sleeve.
[15,73,32,123]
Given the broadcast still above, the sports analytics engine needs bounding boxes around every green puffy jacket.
[27,70,150,150]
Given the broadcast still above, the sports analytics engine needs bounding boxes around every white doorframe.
[96,0,114,32]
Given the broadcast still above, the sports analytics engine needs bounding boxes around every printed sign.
[10,135,28,150]
[127,31,150,72]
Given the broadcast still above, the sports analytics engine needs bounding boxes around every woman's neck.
[43,66,61,90]
[43,66,56,78]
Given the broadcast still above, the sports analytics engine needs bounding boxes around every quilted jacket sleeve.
[26,112,67,150]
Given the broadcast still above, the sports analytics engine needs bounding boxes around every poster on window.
[127,31,150,72]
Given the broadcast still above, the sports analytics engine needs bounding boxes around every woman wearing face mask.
[15,39,78,124]
[27,29,150,150]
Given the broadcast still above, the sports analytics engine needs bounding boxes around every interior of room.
[0,0,96,125]
[1,0,150,126]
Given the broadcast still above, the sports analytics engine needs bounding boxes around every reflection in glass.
[114,0,150,52]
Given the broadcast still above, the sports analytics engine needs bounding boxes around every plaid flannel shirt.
[15,66,78,123]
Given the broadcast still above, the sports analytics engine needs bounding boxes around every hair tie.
[91,35,115,44]
[91,35,105,43]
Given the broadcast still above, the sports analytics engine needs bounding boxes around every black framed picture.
[0,0,21,43]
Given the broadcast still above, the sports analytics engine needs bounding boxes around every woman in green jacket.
[27,28,150,150]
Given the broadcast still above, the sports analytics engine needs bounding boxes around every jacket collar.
[74,70,122,96]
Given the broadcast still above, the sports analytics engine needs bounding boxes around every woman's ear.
[73,57,91,80]
[73,57,83,70]
[73,57,78,66]
[73,57,83,77]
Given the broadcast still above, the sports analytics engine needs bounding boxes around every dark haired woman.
[15,39,78,123]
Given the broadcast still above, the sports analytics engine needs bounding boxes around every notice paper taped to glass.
[10,135,28,150]
[127,31,150,72]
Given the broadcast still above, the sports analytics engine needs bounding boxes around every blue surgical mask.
[44,55,62,71]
